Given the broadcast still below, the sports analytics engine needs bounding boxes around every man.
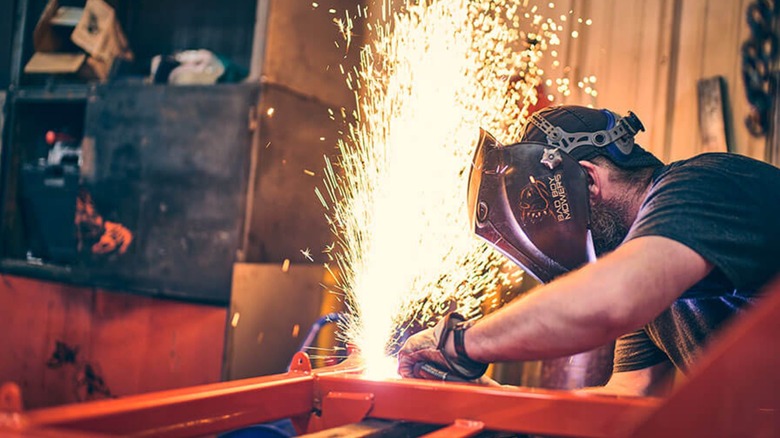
[397,105,780,396]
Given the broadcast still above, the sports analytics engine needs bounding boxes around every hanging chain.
[742,0,780,136]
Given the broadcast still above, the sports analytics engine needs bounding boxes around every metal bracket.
[319,391,375,430]
[288,351,313,374]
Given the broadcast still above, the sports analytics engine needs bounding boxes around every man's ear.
[578,160,601,200]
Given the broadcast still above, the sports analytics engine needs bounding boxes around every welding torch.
[413,362,469,382]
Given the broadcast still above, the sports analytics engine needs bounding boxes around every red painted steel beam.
[312,373,659,437]
[10,350,658,437]
[19,354,328,438]
[25,376,313,437]
[12,352,367,437]
[1,426,110,437]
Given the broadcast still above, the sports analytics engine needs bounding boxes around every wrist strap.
[437,313,488,380]
[453,319,476,362]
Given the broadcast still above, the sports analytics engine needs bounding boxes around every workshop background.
[0,0,774,410]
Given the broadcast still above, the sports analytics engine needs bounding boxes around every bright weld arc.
[315,0,591,379]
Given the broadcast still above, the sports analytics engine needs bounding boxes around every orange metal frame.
[3,279,780,437]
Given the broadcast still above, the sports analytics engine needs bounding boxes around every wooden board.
[697,75,730,153]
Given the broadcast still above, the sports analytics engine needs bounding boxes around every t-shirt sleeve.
[625,155,780,290]
[613,329,669,372]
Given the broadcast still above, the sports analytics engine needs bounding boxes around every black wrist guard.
[437,313,488,380]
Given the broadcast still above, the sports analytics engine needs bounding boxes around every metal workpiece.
[4,277,780,437]
[1,350,657,437]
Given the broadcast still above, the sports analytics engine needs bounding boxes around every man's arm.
[455,235,713,363]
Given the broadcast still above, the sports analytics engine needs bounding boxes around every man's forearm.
[465,271,629,362]
[454,236,712,363]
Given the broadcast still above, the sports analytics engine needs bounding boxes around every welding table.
[2,278,780,437]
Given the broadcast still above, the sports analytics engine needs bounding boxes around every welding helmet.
[467,106,656,283]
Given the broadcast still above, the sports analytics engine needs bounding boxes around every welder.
[398,105,780,395]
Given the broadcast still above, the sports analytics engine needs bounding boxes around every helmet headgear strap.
[529,110,645,156]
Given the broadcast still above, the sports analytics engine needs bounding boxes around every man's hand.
[397,313,489,380]
[397,318,448,378]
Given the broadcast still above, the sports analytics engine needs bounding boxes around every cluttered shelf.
[14,0,256,88]
[1,0,262,303]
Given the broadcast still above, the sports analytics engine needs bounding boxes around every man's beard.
[590,197,632,256]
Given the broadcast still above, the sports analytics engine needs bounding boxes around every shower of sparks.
[316,0,591,377]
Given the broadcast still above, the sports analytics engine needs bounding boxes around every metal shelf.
[9,84,94,102]
[0,257,79,284]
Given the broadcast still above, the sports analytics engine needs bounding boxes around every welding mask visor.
[467,129,594,284]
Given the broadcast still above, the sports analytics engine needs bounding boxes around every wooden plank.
[539,1,673,162]
[646,0,677,162]
[142,293,227,390]
[697,76,730,152]
[86,291,151,398]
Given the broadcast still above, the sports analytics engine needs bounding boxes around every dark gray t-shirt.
[613,153,780,373]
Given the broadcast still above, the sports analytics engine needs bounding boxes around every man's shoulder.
[657,152,780,184]
[666,152,777,171]
[641,152,780,214]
